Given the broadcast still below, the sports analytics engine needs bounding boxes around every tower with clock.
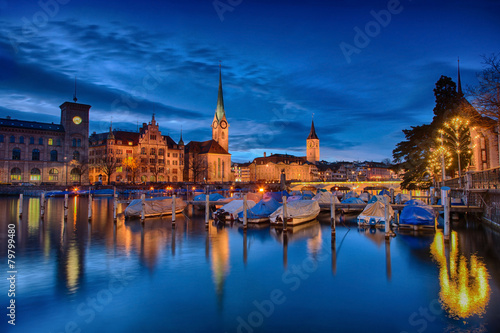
[211,66,229,152]
[306,118,319,164]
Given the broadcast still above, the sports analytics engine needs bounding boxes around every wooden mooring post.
[441,186,451,241]
[243,194,248,230]
[282,196,288,232]
[88,193,92,221]
[18,193,23,218]
[64,194,68,220]
[172,194,176,227]
[40,192,45,219]
[113,193,118,222]
[141,193,146,223]
[205,194,210,228]
[330,193,336,241]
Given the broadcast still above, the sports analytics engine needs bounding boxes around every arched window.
[150,148,156,155]
[29,137,34,144]
[172,176,178,182]
[221,131,225,139]
[141,175,147,182]
[72,138,77,147]
[10,168,21,181]
[12,148,21,160]
[10,136,15,143]
[48,138,53,145]
[70,168,80,182]
[50,150,58,161]
[38,137,43,145]
[48,168,59,181]
[158,175,164,181]
[77,139,81,147]
[73,151,80,161]
[150,175,155,182]
[32,149,40,161]
[141,147,146,155]
[30,168,41,181]
[19,136,24,144]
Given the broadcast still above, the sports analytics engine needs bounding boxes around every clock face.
[73,116,82,125]
[220,120,227,129]
[212,120,218,129]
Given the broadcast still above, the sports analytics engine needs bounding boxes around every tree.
[468,53,500,164]
[122,154,140,184]
[438,117,472,183]
[96,156,121,185]
[70,158,89,185]
[187,153,208,183]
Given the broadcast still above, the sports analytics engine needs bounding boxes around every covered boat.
[263,191,289,203]
[395,193,411,204]
[312,191,340,211]
[340,196,365,213]
[357,201,394,227]
[214,200,256,221]
[269,200,320,226]
[399,201,436,229]
[124,197,187,218]
[238,197,281,223]
[193,193,225,202]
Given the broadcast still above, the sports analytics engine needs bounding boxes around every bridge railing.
[444,167,500,190]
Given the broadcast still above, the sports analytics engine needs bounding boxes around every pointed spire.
[307,116,318,140]
[457,57,463,96]
[215,62,225,122]
[179,128,184,146]
[108,121,115,140]
[73,76,78,102]
[151,113,156,125]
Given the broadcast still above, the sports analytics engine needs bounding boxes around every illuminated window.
[70,168,80,182]
[30,168,41,181]
[49,168,59,181]
[48,138,53,145]
[10,168,21,181]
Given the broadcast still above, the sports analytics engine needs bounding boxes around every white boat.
[237,197,281,224]
[269,200,320,226]
[312,191,340,211]
[357,201,394,227]
[213,200,256,221]
[124,197,187,218]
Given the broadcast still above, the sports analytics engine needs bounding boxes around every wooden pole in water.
[88,193,92,221]
[330,193,336,240]
[243,194,248,229]
[64,193,68,220]
[40,192,45,219]
[390,188,394,204]
[441,186,450,241]
[385,201,392,238]
[19,193,23,218]
[282,196,288,232]
[430,187,435,205]
[205,193,209,227]
[409,190,413,200]
[172,194,176,226]
[113,193,118,222]
[141,193,146,223]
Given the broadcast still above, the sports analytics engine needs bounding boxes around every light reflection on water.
[1,196,500,333]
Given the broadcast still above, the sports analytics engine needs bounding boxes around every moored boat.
[399,200,436,230]
[269,200,320,226]
[214,199,256,221]
[237,197,281,224]
[357,201,394,227]
[124,196,187,218]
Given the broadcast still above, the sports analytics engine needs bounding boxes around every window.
[141,158,147,164]
[159,167,164,173]
[0,135,3,143]
[150,135,156,140]
[116,149,122,155]
[30,168,41,181]
[167,160,170,165]
[167,153,170,157]
[116,158,122,163]
[159,159,164,164]
[19,136,24,144]
[173,161,178,165]
[70,168,80,182]
[126,150,132,154]
[173,153,178,158]
[77,139,81,147]
[12,148,21,160]
[72,138,76,147]
[150,148,156,155]
[172,176,177,182]
[56,138,61,146]
[73,151,80,161]
[158,175,164,181]
[141,147,146,155]
[150,167,155,173]
[30,137,34,144]
[10,136,15,143]
[141,167,147,173]
[159,148,164,155]
[48,168,59,181]
[150,158,156,164]
[38,138,43,145]
[172,169,178,174]
[116,166,122,172]
[32,149,40,161]
[10,168,21,181]
[150,175,155,182]
[141,175,146,182]
[48,138,53,145]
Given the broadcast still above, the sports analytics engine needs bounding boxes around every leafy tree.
[123,154,140,184]
[70,158,89,185]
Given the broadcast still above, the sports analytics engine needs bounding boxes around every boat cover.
[357,201,394,224]
[341,197,365,204]
[368,194,391,204]
[269,200,320,223]
[301,191,314,199]
[395,193,411,204]
[263,191,289,202]
[124,197,187,217]
[378,189,390,196]
[238,198,281,219]
[216,200,256,216]
[359,192,370,202]
[193,193,225,201]
[345,191,358,199]
[312,191,340,205]
[405,199,427,206]
[400,204,435,225]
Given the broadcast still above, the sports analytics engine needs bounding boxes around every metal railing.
[444,167,500,190]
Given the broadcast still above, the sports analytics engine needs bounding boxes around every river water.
[1,196,500,333]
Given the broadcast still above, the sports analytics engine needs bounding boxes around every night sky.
[1,0,499,163]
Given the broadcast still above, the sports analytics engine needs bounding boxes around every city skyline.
[1,0,499,163]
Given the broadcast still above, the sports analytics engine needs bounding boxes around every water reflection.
[430,230,490,319]
[208,223,230,308]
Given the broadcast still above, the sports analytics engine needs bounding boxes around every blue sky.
[0,0,499,163]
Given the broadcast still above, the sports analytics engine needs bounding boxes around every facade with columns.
[88,115,184,184]
[184,68,232,182]
[0,101,90,185]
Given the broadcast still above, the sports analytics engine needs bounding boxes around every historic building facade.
[184,68,232,182]
[248,153,318,182]
[0,101,91,185]
[88,115,184,184]
[306,118,320,164]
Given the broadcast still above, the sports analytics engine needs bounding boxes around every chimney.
[263,152,266,157]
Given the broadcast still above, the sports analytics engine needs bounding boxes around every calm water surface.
[1,196,500,333]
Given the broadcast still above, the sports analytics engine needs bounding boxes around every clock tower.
[306,118,319,164]
[211,66,229,152]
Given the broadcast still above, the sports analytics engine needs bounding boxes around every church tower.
[306,117,319,164]
[211,66,229,152]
